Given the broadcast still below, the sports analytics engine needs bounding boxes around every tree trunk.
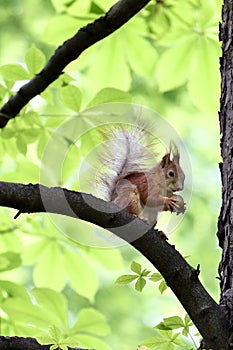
[218,1,233,348]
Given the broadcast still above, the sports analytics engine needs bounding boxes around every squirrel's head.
[160,145,185,194]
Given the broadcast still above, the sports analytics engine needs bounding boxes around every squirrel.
[97,124,186,228]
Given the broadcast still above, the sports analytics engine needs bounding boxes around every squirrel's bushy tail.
[97,124,157,200]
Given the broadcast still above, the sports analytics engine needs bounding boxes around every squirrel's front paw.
[166,195,186,214]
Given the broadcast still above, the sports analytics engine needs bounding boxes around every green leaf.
[149,273,163,282]
[22,128,39,143]
[73,36,131,91]
[141,335,173,348]
[171,332,184,346]
[0,281,30,301]
[75,334,111,350]
[90,1,105,14]
[71,308,110,336]
[122,18,158,77]
[22,239,48,265]
[16,134,27,154]
[157,35,196,92]
[184,314,193,327]
[33,242,67,292]
[42,15,88,46]
[87,87,132,108]
[37,326,80,350]
[48,324,62,342]
[115,274,138,284]
[77,17,156,91]
[189,36,221,113]
[141,336,162,348]
[147,3,171,39]
[61,335,80,348]
[159,280,167,294]
[24,110,43,127]
[135,277,146,292]
[25,44,46,75]
[37,130,50,159]
[0,64,29,82]
[36,333,54,345]
[131,261,142,274]
[156,316,184,331]
[182,327,189,337]
[51,0,91,15]
[50,345,59,350]
[64,247,99,302]
[0,252,21,272]
[89,248,124,271]
[0,83,7,98]
[163,316,184,329]
[184,314,191,324]
[32,288,68,329]
[1,128,15,139]
[197,0,220,28]
[60,346,68,350]
[141,269,150,277]
[40,89,54,104]
[60,85,82,112]
[155,322,172,331]
[142,330,184,350]
[182,314,193,336]
[94,0,114,12]
[1,160,39,183]
[2,297,57,329]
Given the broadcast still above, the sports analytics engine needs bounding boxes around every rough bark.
[0,0,150,128]
[0,181,229,350]
[218,1,233,348]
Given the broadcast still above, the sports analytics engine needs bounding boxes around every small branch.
[0,0,151,128]
[0,336,87,350]
[0,181,229,350]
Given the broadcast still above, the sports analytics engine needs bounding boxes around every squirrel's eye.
[168,170,175,177]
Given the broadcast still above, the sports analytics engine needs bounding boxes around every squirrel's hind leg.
[112,179,142,216]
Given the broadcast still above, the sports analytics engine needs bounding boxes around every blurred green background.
[0,0,223,349]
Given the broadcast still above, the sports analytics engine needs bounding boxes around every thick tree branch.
[218,0,233,347]
[0,0,151,128]
[0,181,229,350]
[0,336,87,350]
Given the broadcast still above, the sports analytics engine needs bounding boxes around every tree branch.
[0,0,151,128]
[0,181,229,350]
[0,336,87,350]
[217,0,233,345]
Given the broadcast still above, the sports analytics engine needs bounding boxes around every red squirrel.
[98,124,186,227]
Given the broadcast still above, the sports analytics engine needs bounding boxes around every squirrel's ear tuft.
[160,153,171,168]
[170,141,180,163]
[172,152,180,163]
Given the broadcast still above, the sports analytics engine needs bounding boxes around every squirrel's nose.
[176,183,184,191]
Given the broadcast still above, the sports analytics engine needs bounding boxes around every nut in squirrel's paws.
[166,194,186,215]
